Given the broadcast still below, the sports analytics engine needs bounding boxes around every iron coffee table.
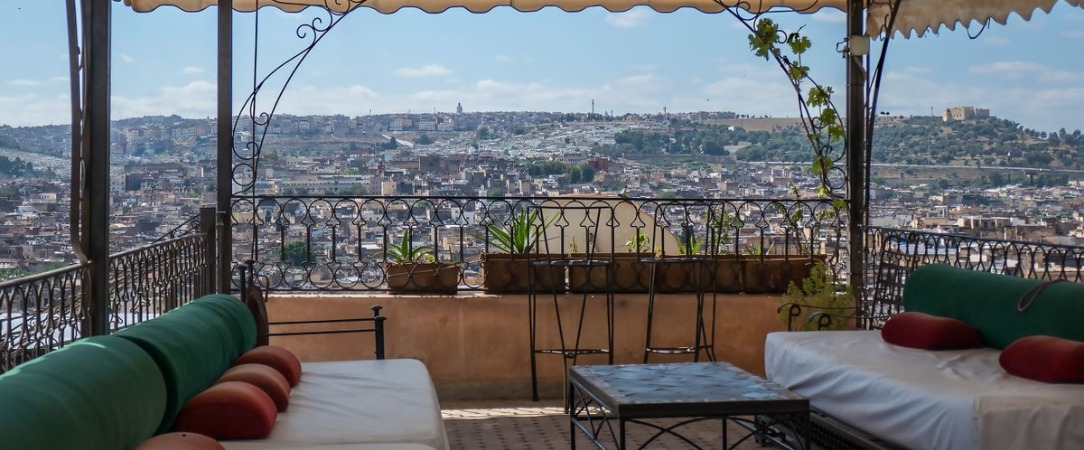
[569,362,809,450]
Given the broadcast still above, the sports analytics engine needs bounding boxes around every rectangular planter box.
[742,255,823,294]
[567,253,652,293]
[386,262,459,294]
[481,254,567,294]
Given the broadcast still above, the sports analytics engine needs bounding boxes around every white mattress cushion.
[765,330,1084,450]
[222,358,448,450]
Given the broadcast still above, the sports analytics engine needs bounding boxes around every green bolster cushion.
[116,294,257,433]
[0,336,167,450]
[903,264,1084,349]
[187,294,258,358]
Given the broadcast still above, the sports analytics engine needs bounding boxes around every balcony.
[4,195,1084,447]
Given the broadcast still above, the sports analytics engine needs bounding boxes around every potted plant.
[384,229,458,294]
[474,208,564,293]
[777,261,855,331]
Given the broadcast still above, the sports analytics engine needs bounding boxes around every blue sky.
[2,1,1083,132]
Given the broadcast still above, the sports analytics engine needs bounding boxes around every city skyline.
[2,1,1083,132]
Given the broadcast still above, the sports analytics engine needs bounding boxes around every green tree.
[476,127,491,141]
[580,164,596,183]
[276,241,310,266]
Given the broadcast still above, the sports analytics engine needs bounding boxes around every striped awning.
[118,0,1084,38]
[118,0,845,14]
[868,0,1083,38]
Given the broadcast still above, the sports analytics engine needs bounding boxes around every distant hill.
[593,115,1084,171]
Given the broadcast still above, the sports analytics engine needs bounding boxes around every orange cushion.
[217,364,291,412]
[172,382,277,440]
[135,432,225,450]
[1000,335,1084,383]
[234,346,302,387]
[881,311,982,350]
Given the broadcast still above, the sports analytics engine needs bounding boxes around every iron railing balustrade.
[0,263,87,372]
[864,226,1084,327]
[107,233,215,333]
[230,195,847,292]
[1,212,215,374]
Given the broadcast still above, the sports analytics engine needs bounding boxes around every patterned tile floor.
[442,400,778,449]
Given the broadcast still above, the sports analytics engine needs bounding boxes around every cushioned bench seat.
[222,359,449,450]
[766,330,1084,450]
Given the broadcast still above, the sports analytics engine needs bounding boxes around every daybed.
[766,264,1084,450]
[0,294,449,450]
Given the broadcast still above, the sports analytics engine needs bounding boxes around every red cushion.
[1000,335,1084,383]
[218,364,291,412]
[172,382,278,440]
[881,311,982,350]
[234,346,302,387]
[135,432,225,450]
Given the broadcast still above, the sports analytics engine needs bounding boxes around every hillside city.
[2,107,1084,278]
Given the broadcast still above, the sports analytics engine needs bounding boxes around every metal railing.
[1,208,216,373]
[0,263,87,371]
[864,226,1084,326]
[230,195,847,292]
[108,233,215,333]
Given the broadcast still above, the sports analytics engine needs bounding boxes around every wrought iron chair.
[526,201,615,405]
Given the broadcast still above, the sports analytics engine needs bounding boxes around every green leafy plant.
[677,235,702,256]
[779,261,855,331]
[625,233,650,253]
[385,229,435,264]
[743,17,845,199]
[706,208,741,255]
[744,242,776,256]
[474,208,553,254]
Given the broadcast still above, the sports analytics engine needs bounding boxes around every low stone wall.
[267,292,787,401]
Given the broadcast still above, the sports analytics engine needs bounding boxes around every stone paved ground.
[441,400,779,449]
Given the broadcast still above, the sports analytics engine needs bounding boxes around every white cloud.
[112,81,217,120]
[270,84,382,116]
[970,61,1083,83]
[182,66,204,75]
[10,79,45,87]
[394,64,451,78]
[8,76,67,88]
[0,92,71,127]
[811,10,846,24]
[605,10,651,28]
[695,76,798,117]
[120,54,136,63]
[971,61,1044,77]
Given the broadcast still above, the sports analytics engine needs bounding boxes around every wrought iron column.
[846,0,867,298]
[216,0,234,293]
[83,0,111,336]
[199,206,218,297]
